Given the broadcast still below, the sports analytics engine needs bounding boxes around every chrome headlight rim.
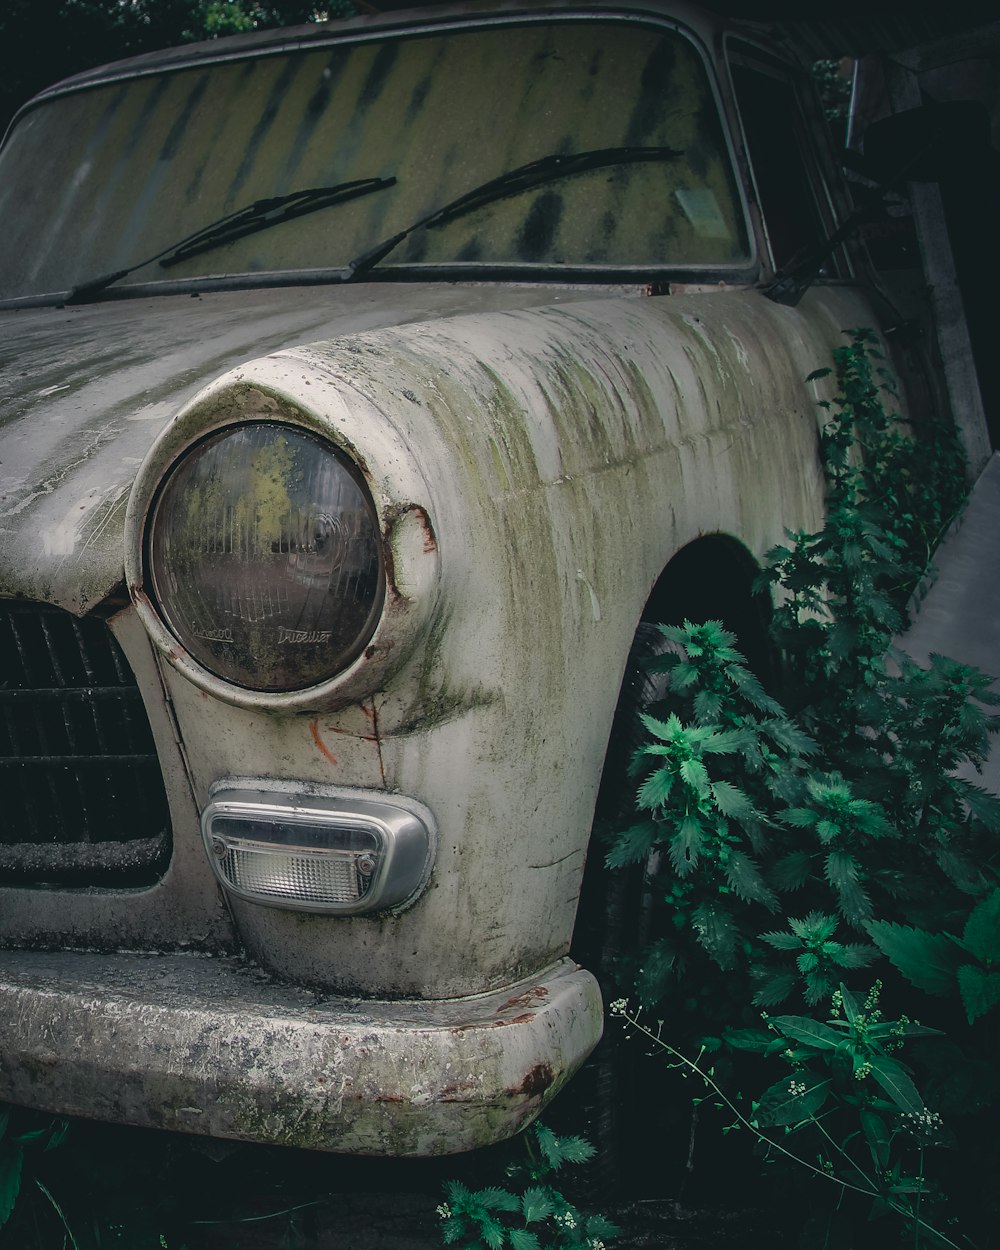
[144,419,386,695]
[125,378,440,714]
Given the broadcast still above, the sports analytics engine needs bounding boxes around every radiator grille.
[0,600,171,886]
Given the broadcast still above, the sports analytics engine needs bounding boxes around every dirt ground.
[190,1191,780,1250]
[10,1108,785,1249]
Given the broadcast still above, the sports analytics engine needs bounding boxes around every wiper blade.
[65,176,395,305]
[347,145,682,280]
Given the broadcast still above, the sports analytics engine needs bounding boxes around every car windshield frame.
[0,8,758,308]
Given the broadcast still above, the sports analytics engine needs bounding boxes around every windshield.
[0,17,751,301]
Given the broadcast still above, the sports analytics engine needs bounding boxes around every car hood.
[0,281,606,613]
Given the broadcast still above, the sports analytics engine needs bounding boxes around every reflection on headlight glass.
[147,423,385,692]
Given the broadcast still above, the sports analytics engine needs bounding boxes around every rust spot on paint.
[516,1063,554,1098]
[411,504,437,553]
[497,986,548,1013]
[449,1012,534,1033]
[309,720,338,767]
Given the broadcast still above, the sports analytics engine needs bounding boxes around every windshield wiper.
[65,176,395,305]
[346,145,682,280]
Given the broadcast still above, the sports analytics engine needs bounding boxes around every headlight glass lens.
[147,423,385,692]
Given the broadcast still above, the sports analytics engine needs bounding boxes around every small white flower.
[609,998,628,1015]
[435,1203,452,1220]
[788,1080,807,1097]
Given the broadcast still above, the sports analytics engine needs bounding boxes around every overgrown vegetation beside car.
[600,330,1000,1247]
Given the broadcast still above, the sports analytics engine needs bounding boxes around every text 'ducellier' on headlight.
[202,786,434,914]
[146,422,385,693]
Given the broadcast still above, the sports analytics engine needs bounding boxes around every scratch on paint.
[309,720,338,768]
[372,699,386,788]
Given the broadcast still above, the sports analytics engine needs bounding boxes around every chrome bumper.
[0,951,601,1155]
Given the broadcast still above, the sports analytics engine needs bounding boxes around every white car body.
[0,0,899,1154]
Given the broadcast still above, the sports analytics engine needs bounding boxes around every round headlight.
[146,423,385,693]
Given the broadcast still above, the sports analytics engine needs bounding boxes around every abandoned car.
[0,0,942,1155]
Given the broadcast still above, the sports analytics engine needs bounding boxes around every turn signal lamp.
[201,786,433,914]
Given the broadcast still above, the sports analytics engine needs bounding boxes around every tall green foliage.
[606,330,1000,1245]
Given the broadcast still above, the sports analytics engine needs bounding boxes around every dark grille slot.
[0,601,171,886]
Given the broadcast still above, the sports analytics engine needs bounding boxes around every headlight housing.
[144,422,384,694]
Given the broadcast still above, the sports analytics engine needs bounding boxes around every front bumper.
[0,951,601,1155]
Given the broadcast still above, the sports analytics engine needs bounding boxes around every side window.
[729,53,835,274]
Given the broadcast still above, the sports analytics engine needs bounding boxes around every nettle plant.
[604,330,1000,1245]
[437,1124,620,1250]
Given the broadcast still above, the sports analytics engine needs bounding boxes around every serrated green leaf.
[755,1075,832,1126]
[480,1214,506,1249]
[752,970,798,1007]
[866,921,964,995]
[520,1187,553,1224]
[956,964,1000,1024]
[702,728,753,754]
[604,820,659,869]
[509,1228,543,1250]
[691,901,738,969]
[961,888,1000,963]
[711,781,755,819]
[553,1135,596,1164]
[760,929,803,951]
[837,944,879,969]
[815,819,840,844]
[585,1213,624,1238]
[637,767,677,811]
[639,711,684,741]
[474,1187,520,1213]
[724,849,777,908]
[532,1123,560,1168]
[444,1179,471,1204]
[825,850,872,923]
[954,780,1000,833]
[694,689,724,721]
[679,757,710,796]
[769,852,814,892]
[806,367,833,382]
[669,815,705,877]
[789,912,838,942]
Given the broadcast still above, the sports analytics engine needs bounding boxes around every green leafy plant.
[437,1124,620,1250]
[611,992,960,1249]
[869,887,1000,1024]
[602,329,1000,1245]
